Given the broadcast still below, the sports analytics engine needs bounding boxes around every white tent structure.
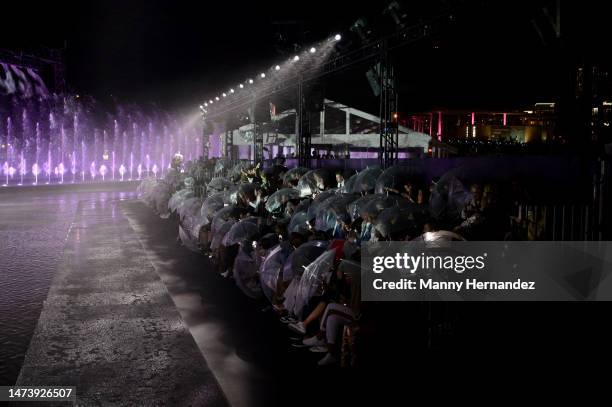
[223,99,431,158]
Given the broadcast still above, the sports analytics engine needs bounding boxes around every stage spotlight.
[275,65,281,71]
[334,34,342,41]
[204,103,208,107]
[248,79,254,84]
[199,105,204,110]
[310,47,316,53]
[239,84,244,88]
[260,73,266,78]
[230,88,235,93]
[293,55,300,62]
[222,93,227,97]
[215,96,220,101]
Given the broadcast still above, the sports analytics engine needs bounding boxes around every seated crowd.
[138,156,533,367]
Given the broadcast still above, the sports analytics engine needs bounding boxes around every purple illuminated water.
[1,94,201,187]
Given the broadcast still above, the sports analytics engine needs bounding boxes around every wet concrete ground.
[2,185,345,406]
[0,185,137,385]
[12,187,227,405]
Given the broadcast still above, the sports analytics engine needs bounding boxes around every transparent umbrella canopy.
[429,172,471,221]
[200,193,226,226]
[168,188,194,213]
[341,173,358,193]
[293,249,336,318]
[374,164,427,195]
[373,204,429,239]
[288,211,310,234]
[207,177,234,194]
[350,166,383,194]
[265,188,301,213]
[297,168,335,197]
[312,193,360,231]
[233,246,263,299]
[359,195,413,221]
[282,240,329,282]
[259,243,294,302]
[347,194,380,222]
[236,182,259,206]
[306,189,338,222]
[230,160,254,181]
[224,217,260,246]
[283,167,309,187]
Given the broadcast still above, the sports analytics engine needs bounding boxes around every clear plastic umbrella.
[288,211,310,234]
[152,182,174,219]
[207,177,234,194]
[169,188,194,213]
[211,218,235,251]
[224,217,260,246]
[313,194,359,231]
[282,240,329,282]
[350,166,383,193]
[211,205,241,235]
[306,189,338,221]
[259,243,294,302]
[200,193,227,226]
[265,188,301,213]
[230,161,253,181]
[374,164,427,195]
[373,204,429,239]
[297,169,335,197]
[292,249,336,319]
[347,194,380,222]
[341,173,358,193]
[360,195,412,221]
[283,167,309,187]
[233,246,263,299]
[236,182,259,206]
[429,172,471,221]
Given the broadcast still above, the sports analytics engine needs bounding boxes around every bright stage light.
[260,73,266,78]
[215,96,220,101]
[209,100,213,104]
[334,34,342,41]
[310,47,316,53]
[239,84,244,88]
[248,79,254,84]
[204,103,208,107]
[293,55,300,62]
[230,88,235,93]
[275,65,281,71]
[199,105,204,109]
[222,93,227,97]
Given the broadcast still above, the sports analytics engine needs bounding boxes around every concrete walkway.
[16,196,228,406]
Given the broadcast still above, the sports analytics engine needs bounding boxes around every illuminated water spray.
[99,164,108,181]
[90,162,97,180]
[58,162,65,184]
[32,163,40,185]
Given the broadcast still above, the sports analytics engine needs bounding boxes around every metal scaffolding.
[379,41,399,169]
[224,129,234,161]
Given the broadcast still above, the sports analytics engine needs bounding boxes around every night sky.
[2,1,610,112]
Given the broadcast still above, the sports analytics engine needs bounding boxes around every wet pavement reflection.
[0,187,133,385]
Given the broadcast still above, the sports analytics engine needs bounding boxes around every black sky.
[1,1,610,112]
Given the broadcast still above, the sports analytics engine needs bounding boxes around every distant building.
[407,103,558,145]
